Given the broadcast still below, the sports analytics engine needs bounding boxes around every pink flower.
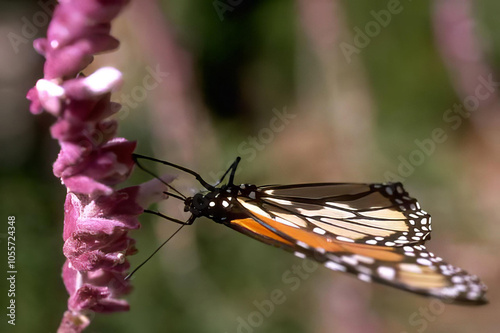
[26,1,167,332]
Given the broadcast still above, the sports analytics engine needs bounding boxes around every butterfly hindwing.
[319,243,487,304]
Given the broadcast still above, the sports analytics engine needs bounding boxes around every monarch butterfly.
[132,153,488,305]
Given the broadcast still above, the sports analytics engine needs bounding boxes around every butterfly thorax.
[184,184,259,224]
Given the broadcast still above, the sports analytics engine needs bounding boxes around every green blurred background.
[1,0,499,332]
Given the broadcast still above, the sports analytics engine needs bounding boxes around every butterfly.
[132,153,488,305]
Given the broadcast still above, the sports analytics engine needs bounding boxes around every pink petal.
[58,310,90,333]
[62,175,114,197]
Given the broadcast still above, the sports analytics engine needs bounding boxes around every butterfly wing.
[318,243,488,304]
[257,183,431,247]
[226,183,487,304]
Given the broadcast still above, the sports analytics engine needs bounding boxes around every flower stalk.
[26,1,167,331]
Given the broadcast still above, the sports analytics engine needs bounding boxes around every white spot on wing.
[325,261,346,272]
[336,236,354,243]
[266,198,293,205]
[378,266,396,280]
[315,247,326,254]
[297,241,310,249]
[294,252,306,259]
[341,255,358,266]
[325,202,353,210]
[313,227,326,235]
[441,287,460,298]
[416,258,432,266]
[400,263,422,273]
[353,255,375,264]
[358,273,372,283]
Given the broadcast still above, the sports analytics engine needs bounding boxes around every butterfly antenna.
[212,156,241,186]
[132,154,187,199]
[227,157,241,186]
[164,192,185,202]
[125,224,185,281]
[133,153,215,191]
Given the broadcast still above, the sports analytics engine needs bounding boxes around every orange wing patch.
[230,218,293,246]
[241,206,403,262]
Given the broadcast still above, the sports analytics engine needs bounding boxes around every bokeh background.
[1,0,499,332]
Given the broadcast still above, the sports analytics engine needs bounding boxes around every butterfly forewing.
[256,183,432,247]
